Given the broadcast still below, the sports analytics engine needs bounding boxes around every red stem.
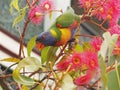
[18,19,30,59]
[90,20,108,32]
[26,0,31,8]
[76,34,98,38]
[32,0,39,6]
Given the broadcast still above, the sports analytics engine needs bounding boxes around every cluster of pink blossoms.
[90,37,103,52]
[28,0,54,24]
[79,0,120,26]
[56,36,103,86]
[56,51,99,86]
[109,25,120,55]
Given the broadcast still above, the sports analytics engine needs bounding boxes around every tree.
[0,0,120,90]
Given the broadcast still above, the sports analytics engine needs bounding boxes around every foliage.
[0,0,120,90]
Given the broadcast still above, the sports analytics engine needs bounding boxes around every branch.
[89,20,108,32]
[0,78,12,90]
[0,74,12,78]
[18,19,30,58]
[76,34,98,38]
[29,69,41,77]
[32,0,39,6]
[4,62,18,73]
[55,43,68,61]
[26,0,31,8]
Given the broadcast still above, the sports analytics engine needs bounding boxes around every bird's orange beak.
[36,42,45,51]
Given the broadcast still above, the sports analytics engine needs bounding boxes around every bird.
[36,7,80,51]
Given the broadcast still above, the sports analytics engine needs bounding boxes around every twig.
[4,62,18,73]
[32,0,39,6]
[0,78,13,90]
[18,19,30,59]
[43,74,51,90]
[90,20,108,32]
[89,78,101,88]
[76,34,98,38]
[55,43,68,61]
[29,69,41,77]
[26,0,31,8]
[89,60,116,88]
[30,73,51,90]
[0,74,12,78]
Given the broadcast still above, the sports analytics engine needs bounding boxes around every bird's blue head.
[36,31,56,50]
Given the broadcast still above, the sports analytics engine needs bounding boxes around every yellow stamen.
[35,12,43,18]
[73,58,80,64]
[45,4,50,9]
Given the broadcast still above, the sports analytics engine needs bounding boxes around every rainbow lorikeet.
[36,7,80,51]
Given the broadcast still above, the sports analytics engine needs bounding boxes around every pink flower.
[79,0,120,26]
[74,71,92,86]
[105,0,120,26]
[109,25,120,56]
[113,41,120,55]
[109,25,120,40]
[84,51,99,70]
[90,37,103,51]
[28,6,44,25]
[56,60,70,71]
[39,0,54,13]
[56,53,86,71]
[70,53,87,70]
[56,51,99,71]
[79,0,93,8]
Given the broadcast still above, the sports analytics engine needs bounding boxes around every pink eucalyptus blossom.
[84,51,99,70]
[109,25,120,56]
[90,37,103,51]
[109,25,120,40]
[56,60,70,71]
[39,0,54,13]
[113,41,120,55]
[70,53,87,70]
[74,71,92,86]
[56,53,87,71]
[28,6,44,25]
[79,0,120,26]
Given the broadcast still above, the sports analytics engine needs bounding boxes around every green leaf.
[49,11,53,20]
[108,34,118,61]
[98,56,108,90]
[74,44,83,52]
[13,69,35,86]
[27,36,37,56]
[115,62,120,88]
[9,0,20,14]
[13,57,42,86]
[99,32,111,60]
[9,1,13,14]
[34,84,42,90]
[99,32,118,61]
[108,55,117,65]
[41,46,58,65]
[107,65,120,90]
[0,58,20,62]
[61,74,76,90]
[12,6,27,27]
[22,85,29,90]
[82,42,91,50]
[118,64,120,77]
[12,0,20,11]
[0,85,3,90]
